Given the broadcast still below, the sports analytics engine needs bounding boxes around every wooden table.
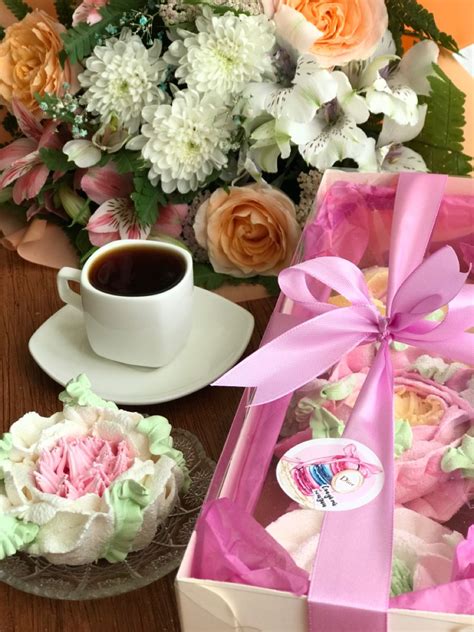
[0,248,276,632]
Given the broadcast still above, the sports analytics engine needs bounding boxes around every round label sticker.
[276,438,384,511]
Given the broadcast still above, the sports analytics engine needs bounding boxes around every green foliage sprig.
[39,148,75,173]
[408,65,472,175]
[386,0,459,55]
[131,173,166,225]
[3,0,31,21]
[61,0,150,64]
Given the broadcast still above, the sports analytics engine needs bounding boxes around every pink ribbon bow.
[215,173,474,632]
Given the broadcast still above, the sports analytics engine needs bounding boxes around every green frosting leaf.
[0,433,12,461]
[394,420,413,458]
[390,341,409,352]
[0,434,12,481]
[59,374,118,410]
[390,558,414,597]
[0,515,39,560]
[441,432,474,479]
[309,405,344,440]
[102,480,150,563]
[137,416,190,491]
[320,376,357,401]
[412,354,464,385]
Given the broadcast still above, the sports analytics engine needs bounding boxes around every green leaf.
[39,148,74,172]
[386,0,459,55]
[131,174,165,225]
[74,229,96,261]
[61,0,147,64]
[3,0,31,20]
[61,8,117,65]
[54,0,74,27]
[182,0,249,15]
[407,65,472,176]
[193,262,280,295]
[112,149,145,174]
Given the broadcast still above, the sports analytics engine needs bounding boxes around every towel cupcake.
[266,507,465,598]
[0,375,189,565]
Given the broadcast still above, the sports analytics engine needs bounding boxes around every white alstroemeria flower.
[63,139,101,168]
[0,376,187,565]
[295,105,377,172]
[364,38,439,126]
[332,72,370,124]
[246,54,338,123]
[376,144,428,172]
[375,103,428,172]
[247,117,293,172]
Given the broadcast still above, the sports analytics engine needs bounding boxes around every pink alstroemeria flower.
[87,198,151,246]
[72,0,108,26]
[81,162,133,204]
[153,204,188,238]
[0,101,61,205]
[82,162,149,246]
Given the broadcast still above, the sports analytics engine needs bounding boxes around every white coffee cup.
[57,240,193,368]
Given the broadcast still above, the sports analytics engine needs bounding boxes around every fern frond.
[407,65,472,176]
[386,0,458,55]
[3,0,31,21]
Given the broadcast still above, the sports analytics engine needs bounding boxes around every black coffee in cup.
[89,244,187,297]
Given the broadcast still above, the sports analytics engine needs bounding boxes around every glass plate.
[0,429,215,600]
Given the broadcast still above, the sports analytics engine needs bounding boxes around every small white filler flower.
[79,29,168,133]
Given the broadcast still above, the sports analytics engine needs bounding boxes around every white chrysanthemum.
[164,9,275,101]
[79,30,168,133]
[129,90,236,194]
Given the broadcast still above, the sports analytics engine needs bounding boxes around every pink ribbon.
[215,173,474,631]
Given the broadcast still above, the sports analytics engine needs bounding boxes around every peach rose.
[194,184,301,277]
[0,10,79,116]
[263,0,388,67]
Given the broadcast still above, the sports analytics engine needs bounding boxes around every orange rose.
[0,10,79,115]
[264,0,388,67]
[194,184,301,277]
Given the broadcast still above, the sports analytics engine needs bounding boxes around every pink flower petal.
[154,203,189,238]
[12,100,43,141]
[0,138,37,171]
[72,0,107,26]
[0,151,39,189]
[81,163,133,204]
[88,230,119,247]
[13,164,49,203]
[87,202,120,233]
[38,121,61,151]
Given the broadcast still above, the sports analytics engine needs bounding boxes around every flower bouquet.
[0,0,471,290]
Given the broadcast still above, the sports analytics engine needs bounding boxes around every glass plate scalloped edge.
[0,429,215,600]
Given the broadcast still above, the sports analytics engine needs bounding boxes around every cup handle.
[57,267,82,311]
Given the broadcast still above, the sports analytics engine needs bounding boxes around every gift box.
[175,171,474,632]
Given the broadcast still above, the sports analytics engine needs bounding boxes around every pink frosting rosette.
[278,268,474,523]
[0,375,188,565]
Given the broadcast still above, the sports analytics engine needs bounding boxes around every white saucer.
[29,287,254,405]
